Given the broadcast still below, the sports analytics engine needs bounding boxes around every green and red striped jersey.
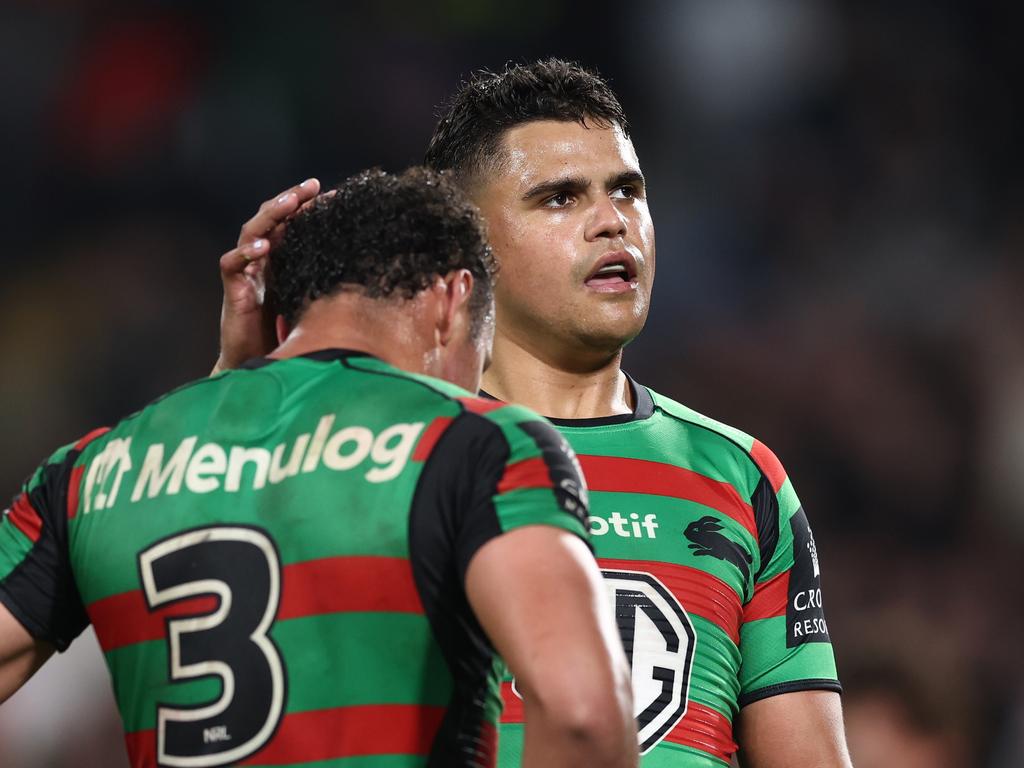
[496,376,840,767]
[0,349,590,768]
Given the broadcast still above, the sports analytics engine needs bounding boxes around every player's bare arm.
[466,525,638,768]
[736,690,852,768]
[212,177,321,375]
[0,602,53,704]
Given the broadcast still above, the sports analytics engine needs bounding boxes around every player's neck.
[269,297,429,376]
[483,331,633,420]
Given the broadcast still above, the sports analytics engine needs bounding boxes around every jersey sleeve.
[410,406,591,583]
[0,433,99,651]
[737,440,841,706]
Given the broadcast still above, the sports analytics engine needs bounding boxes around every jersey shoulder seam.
[649,394,766,486]
[341,357,473,407]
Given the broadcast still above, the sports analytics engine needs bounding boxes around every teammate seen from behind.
[215,60,853,768]
[0,168,637,768]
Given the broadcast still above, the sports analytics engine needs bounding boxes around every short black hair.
[268,167,496,335]
[425,58,630,186]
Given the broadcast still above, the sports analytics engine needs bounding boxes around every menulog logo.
[81,416,424,513]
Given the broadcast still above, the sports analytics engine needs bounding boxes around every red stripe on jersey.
[66,465,86,519]
[743,571,789,622]
[90,556,422,652]
[664,700,737,762]
[7,493,43,543]
[74,426,110,451]
[67,428,109,520]
[239,704,446,763]
[498,457,554,494]
[124,728,156,767]
[124,705,446,766]
[412,416,454,461]
[500,681,523,722]
[474,719,497,768]
[458,397,504,415]
[578,455,757,539]
[90,592,219,651]
[599,558,742,645]
[750,440,786,494]
[277,556,423,620]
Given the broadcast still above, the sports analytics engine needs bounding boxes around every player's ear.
[275,315,291,344]
[436,269,474,347]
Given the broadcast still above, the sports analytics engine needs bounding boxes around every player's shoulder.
[648,388,757,448]
[40,428,109,468]
[417,393,566,472]
[646,387,788,490]
[340,355,474,403]
[328,358,561,455]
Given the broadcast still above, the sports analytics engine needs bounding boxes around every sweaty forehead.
[498,120,640,189]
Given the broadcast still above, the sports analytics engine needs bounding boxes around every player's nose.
[585,194,628,241]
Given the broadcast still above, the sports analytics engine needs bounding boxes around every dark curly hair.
[268,167,496,337]
[425,58,630,186]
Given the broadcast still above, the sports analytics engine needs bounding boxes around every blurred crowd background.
[1,1,1021,766]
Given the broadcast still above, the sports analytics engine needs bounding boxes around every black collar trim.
[240,348,375,370]
[480,373,654,427]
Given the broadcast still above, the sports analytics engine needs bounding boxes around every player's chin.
[576,307,648,352]
[584,289,649,322]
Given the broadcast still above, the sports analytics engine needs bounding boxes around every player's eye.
[610,185,637,200]
[542,191,574,208]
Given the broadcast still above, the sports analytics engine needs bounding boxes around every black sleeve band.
[738,678,843,709]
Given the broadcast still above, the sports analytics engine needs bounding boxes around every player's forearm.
[521,694,638,768]
[0,605,54,704]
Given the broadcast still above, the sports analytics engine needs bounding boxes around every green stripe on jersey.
[106,638,222,729]
[0,521,32,582]
[492,486,587,539]
[556,421,761,501]
[587,490,752,596]
[273,613,452,714]
[687,615,741,717]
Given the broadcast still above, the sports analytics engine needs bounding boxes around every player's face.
[472,120,655,362]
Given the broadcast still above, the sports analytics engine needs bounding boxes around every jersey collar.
[240,348,375,370]
[480,373,654,427]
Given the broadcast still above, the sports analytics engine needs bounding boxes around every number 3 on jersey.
[603,570,696,754]
[138,526,286,768]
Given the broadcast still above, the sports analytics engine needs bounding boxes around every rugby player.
[214,60,853,767]
[0,168,638,768]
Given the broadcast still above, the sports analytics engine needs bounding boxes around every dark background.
[1,2,1021,766]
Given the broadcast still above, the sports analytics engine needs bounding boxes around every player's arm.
[0,436,99,702]
[0,602,53,703]
[427,407,637,767]
[735,690,851,767]
[212,178,321,375]
[466,525,637,768]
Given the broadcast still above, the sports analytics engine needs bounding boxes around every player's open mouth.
[584,251,639,293]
